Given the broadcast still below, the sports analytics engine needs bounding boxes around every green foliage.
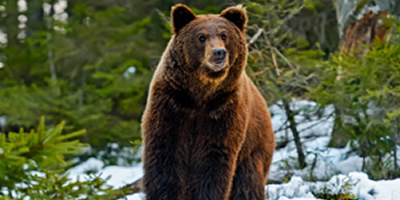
[0,0,398,183]
[245,0,399,179]
[245,0,334,103]
[245,0,334,169]
[312,181,357,200]
[8,172,114,200]
[0,117,121,199]
[0,1,168,150]
[310,19,400,179]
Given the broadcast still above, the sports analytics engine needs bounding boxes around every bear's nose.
[213,48,227,60]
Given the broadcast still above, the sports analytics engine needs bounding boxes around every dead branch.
[112,178,141,200]
[248,28,264,46]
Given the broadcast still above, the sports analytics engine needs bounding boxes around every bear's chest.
[165,87,237,116]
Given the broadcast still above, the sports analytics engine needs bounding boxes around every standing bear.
[141,4,275,200]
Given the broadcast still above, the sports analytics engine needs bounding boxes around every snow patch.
[68,158,143,189]
[68,100,400,199]
[267,172,400,200]
[68,157,104,176]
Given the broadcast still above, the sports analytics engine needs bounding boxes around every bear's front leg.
[141,96,187,200]
[188,110,246,200]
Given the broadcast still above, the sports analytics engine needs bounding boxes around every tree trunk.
[282,98,306,169]
[394,119,399,174]
[27,0,45,35]
[329,107,350,147]
[2,0,19,80]
[47,0,57,83]
[5,0,18,46]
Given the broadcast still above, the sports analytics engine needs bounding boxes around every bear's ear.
[171,4,196,34]
[220,5,247,32]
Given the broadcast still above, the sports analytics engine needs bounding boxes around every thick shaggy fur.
[141,4,275,200]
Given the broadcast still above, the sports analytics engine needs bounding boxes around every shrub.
[0,117,122,199]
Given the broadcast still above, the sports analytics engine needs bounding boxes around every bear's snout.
[205,47,228,72]
[213,48,227,60]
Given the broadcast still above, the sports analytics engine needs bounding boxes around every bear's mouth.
[208,60,227,72]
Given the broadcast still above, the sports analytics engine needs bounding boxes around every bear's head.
[170,4,247,82]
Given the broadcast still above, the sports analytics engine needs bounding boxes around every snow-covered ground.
[68,100,400,200]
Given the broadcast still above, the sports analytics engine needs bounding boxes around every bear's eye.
[221,34,226,41]
[199,35,206,43]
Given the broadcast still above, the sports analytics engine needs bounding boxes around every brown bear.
[141,4,275,200]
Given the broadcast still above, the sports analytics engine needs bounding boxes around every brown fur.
[141,4,275,200]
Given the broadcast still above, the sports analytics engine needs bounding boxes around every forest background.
[1,0,400,199]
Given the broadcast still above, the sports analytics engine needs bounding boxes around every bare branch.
[112,179,141,200]
[248,28,264,46]
[264,36,281,78]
